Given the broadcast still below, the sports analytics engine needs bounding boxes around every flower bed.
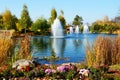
[0,63,90,79]
[0,62,120,79]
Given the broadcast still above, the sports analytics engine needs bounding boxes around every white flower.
[79,69,90,77]
[17,66,22,70]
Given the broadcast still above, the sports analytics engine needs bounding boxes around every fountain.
[83,24,89,33]
[51,18,65,57]
[51,18,64,38]
[52,38,65,57]
[69,26,73,34]
[75,25,79,33]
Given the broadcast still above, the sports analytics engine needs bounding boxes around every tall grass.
[0,38,14,66]
[86,36,120,68]
[0,35,32,66]
[12,35,32,62]
[111,36,120,64]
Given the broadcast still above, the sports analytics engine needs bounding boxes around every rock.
[12,59,34,69]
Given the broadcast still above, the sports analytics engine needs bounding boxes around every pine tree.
[19,4,32,33]
[49,8,57,25]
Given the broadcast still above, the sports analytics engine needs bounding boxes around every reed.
[86,35,120,68]
[0,38,14,66]
[0,35,32,66]
[111,36,120,64]
[12,35,32,62]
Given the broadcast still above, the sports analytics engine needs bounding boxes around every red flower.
[25,66,30,71]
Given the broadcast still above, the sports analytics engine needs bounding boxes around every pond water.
[31,33,117,64]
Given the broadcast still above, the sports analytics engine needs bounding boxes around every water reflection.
[32,37,66,58]
[73,39,82,48]
[32,37,48,51]
[52,38,65,58]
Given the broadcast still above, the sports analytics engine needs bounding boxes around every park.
[0,1,120,79]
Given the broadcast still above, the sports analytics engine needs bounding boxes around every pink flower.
[69,64,76,71]
[57,65,70,72]
[57,65,66,72]
[45,69,56,74]
[57,64,77,73]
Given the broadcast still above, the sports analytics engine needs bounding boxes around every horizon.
[0,0,120,24]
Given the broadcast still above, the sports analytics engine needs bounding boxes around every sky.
[0,0,120,24]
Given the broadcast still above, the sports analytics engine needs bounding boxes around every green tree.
[12,15,18,30]
[58,10,66,29]
[90,22,101,33]
[31,17,50,35]
[49,8,57,24]
[2,10,13,30]
[19,4,32,33]
[72,15,83,26]
[90,18,119,33]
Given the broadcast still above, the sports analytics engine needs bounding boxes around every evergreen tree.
[12,15,18,30]
[49,8,57,24]
[73,15,83,26]
[19,4,32,33]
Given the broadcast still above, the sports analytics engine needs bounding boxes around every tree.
[31,17,50,35]
[2,10,13,30]
[12,15,18,30]
[58,10,66,29]
[60,10,64,16]
[49,8,57,24]
[103,16,109,23]
[73,15,83,26]
[19,4,32,33]
[0,14,3,29]
[16,21,22,32]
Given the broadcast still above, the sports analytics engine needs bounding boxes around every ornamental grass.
[0,37,14,66]
[86,35,120,68]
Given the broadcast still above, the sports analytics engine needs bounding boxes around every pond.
[31,33,117,64]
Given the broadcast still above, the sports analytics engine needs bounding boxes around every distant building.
[66,24,76,34]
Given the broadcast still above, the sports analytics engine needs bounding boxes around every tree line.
[0,4,84,35]
[90,16,120,34]
[0,4,119,35]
